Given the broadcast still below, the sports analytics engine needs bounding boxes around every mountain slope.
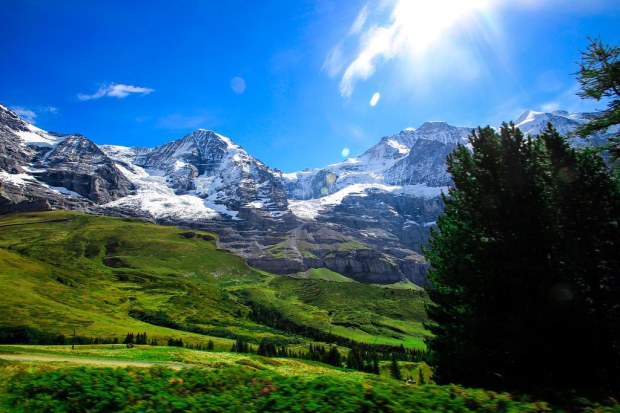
[0,211,429,347]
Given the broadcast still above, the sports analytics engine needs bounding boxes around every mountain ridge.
[0,103,613,284]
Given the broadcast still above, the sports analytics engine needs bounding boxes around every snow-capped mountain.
[514,109,614,148]
[100,129,289,222]
[282,121,471,201]
[0,104,131,213]
[0,103,614,284]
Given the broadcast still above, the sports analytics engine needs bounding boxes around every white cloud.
[339,23,400,97]
[78,83,154,101]
[349,4,369,35]
[11,107,37,123]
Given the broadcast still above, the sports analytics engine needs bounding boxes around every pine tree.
[575,37,620,160]
[327,346,341,367]
[390,354,402,380]
[417,368,424,385]
[425,123,620,392]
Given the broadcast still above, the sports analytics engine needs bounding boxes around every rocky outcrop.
[0,105,131,213]
[32,135,134,204]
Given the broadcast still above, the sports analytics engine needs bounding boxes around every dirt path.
[0,353,185,369]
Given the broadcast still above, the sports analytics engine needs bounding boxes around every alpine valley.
[0,104,611,286]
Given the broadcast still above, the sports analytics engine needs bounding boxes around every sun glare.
[392,0,490,54]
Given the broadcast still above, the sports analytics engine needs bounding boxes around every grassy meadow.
[0,210,429,349]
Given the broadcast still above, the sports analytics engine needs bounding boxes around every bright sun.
[392,0,490,54]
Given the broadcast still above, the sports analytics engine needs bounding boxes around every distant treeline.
[0,326,117,345]
[235,291,426,363]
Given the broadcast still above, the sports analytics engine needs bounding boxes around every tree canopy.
[424,123,620,393]
[575,37,620,160]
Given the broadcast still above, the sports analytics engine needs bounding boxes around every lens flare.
[341,147,351,157]
[370,92,381,106]
[230,77,246,94]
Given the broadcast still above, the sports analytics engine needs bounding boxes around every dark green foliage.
[304,344,342,367]
[167,337,184,347]
[0,326,67,345]
[128,308,181,329]
[345,345,380,374]
[207,340,214,350]
[575,37,620,160]
[5,365,597,413]
[0,326,120,345]
[425,123,620,392]
[257,338,278,357]
[123,332,134,344]
[390,354,402,380]
[231,338,251,353]
[326,345,342,367]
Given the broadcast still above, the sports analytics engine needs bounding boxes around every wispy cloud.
[349,4,369,35]
[322,42,346,78]
[9,106,58,124]
[11,107,37,123]
[78,83,154,101]
[328,0,494,97]
[339,22,401,97]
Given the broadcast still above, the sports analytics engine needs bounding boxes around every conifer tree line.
[424,122,620,392]
[123,332,148,345]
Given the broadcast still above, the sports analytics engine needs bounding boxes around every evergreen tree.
[207,340,214,351]
[575,37,620,160]
[425,123,620,392]
[417,368,424,385]
[326,346,342,367]
[390,354,402,380]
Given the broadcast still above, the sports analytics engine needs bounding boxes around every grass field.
[0,211,430,349]
[2,348,615,413]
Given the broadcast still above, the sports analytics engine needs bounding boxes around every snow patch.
[288,183,445,220]
[0,172,37,186]
[44,185,84,198]
[16,129,58,147]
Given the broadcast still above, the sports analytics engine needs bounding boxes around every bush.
[4,365,615,412]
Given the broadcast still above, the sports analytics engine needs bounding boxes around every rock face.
[0,104,133,209]
[100,129,290,222]
[1,104,614,285]
[33,135,133,203]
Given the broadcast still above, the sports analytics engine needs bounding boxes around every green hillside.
[0,211,429,349]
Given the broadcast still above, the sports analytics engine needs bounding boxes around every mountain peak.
[186,128,238,150]
[515,110,545,125]
[418,121,449,130]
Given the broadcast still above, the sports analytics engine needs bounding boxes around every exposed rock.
[2,104,615,286]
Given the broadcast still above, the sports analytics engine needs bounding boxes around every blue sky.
[1,0,618,172]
